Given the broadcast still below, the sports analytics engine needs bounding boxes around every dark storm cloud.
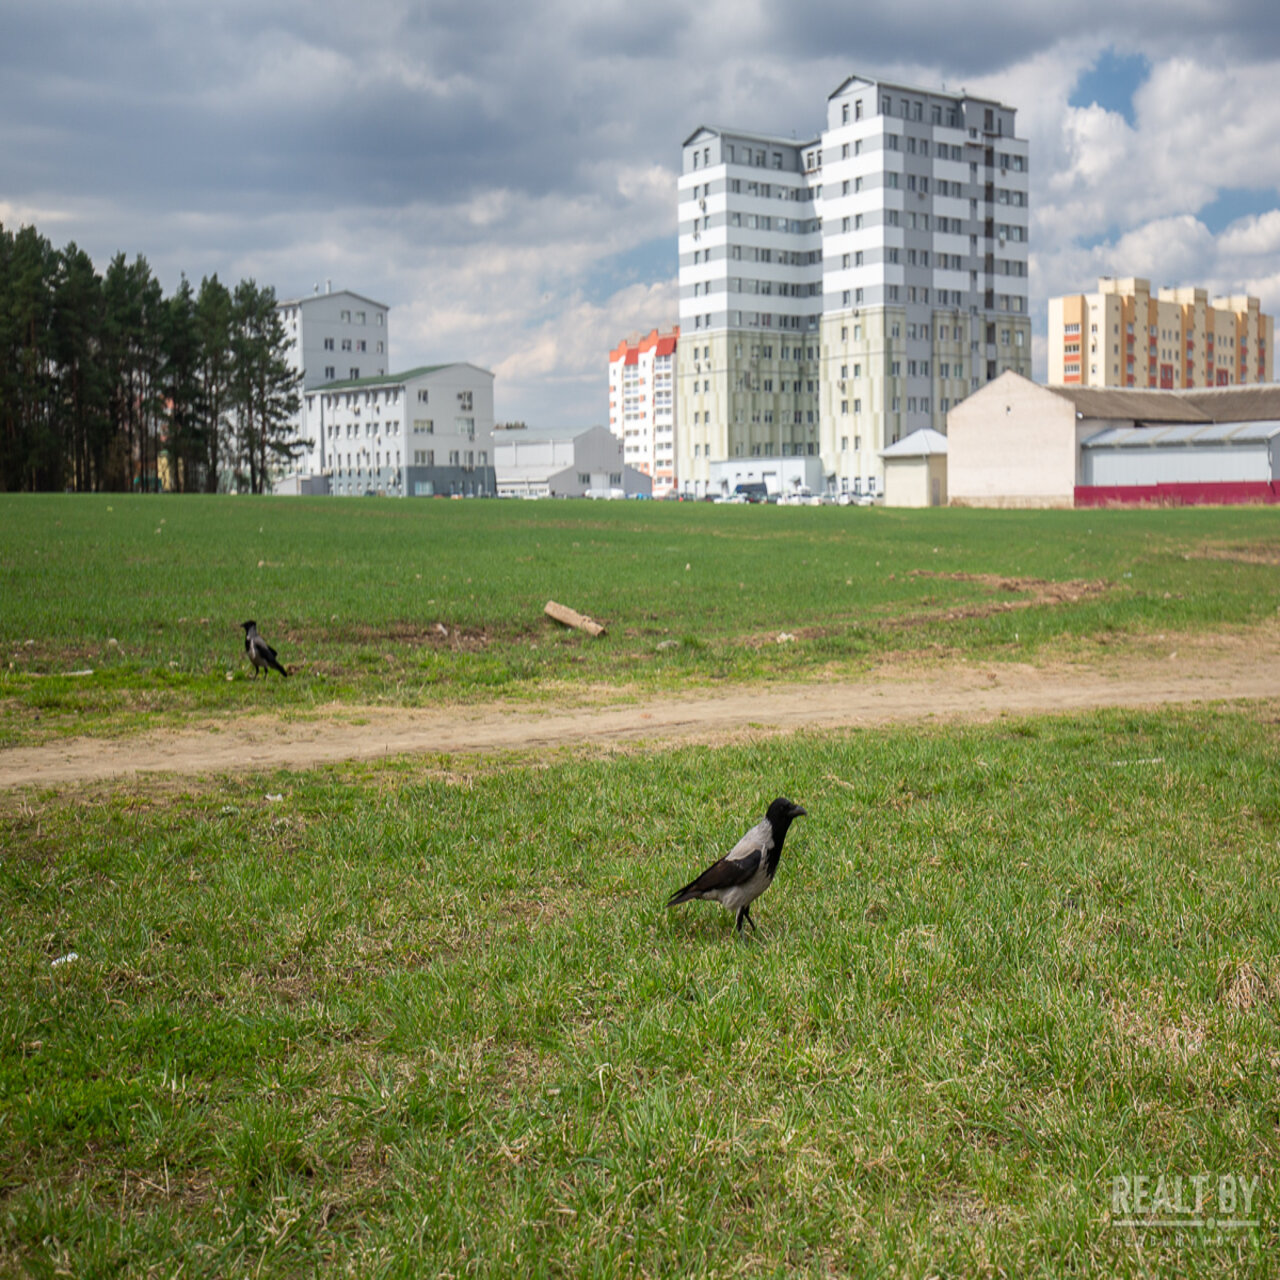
[769,0,1280,72]
[7,0,1280,425]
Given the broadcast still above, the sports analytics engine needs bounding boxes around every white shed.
[880,428,948,507]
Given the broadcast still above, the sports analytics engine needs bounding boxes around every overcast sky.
[5,1,1280,425]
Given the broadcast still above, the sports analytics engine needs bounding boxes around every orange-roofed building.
[608,327,679,495]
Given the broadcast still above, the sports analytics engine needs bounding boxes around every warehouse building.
[493,425,653,499]
[948,372,1280,507]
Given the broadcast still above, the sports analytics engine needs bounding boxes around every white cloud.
[6,3,1280,416]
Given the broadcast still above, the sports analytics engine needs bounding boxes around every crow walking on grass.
[667,796,806,934]
[241,620,288,679]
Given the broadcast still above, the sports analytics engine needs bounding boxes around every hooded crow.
[241,620,288,679]
[667,796,806,933]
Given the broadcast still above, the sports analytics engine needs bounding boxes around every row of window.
[323,337,381,353]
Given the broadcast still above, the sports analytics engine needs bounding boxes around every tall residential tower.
[608,327,680,495]
[677,74,1031,498]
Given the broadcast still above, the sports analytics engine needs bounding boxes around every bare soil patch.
[3,623,1279,792]
[884,571,1111,625]
[1184,542,1280,567]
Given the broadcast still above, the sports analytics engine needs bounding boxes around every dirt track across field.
[4,625,1280,792]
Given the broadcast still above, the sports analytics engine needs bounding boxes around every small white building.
[306,364,496,498]
[494,425,653,498]
[880,428,948,507]
[276,287,390,476]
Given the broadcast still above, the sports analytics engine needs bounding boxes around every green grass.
[3,706,1280,1274]
[1,495,1279,746]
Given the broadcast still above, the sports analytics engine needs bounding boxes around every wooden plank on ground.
[544,600,607,637]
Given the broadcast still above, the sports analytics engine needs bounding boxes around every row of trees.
[0,222,305,493]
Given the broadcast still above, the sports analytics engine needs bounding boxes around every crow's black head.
[240,620,256,632]
[766,796,806,831]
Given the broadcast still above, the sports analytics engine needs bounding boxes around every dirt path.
[4,627,1280,792]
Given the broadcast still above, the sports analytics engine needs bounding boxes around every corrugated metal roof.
[1048,380,1280,425]
[1046,385,1208,422]
[1082,420,1280,449]
[1178,385,1280,422]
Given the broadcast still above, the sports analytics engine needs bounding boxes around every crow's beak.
[792,804,807,817]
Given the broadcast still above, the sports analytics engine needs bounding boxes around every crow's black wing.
[668,848,761,904]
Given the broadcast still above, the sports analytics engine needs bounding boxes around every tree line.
[0,222,305,493]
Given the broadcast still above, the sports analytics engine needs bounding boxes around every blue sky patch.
[579,236,677,309]
[1069,49,1151,127]
[1198,187,1280,235]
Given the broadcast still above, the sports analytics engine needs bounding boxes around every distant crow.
[241,620,288,679]
[667,796,806,933]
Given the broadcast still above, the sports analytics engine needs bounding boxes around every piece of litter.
[657,639,679,650]
[225,672,234,681]
[106,638,118,647]
[67,669,94,677]
[777,632,796,644]
[685,563,691,571]
[51,953,79,968]
[168,661,179,669]
[266,793,284,802]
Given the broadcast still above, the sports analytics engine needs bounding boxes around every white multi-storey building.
[276,287,390,475]
[677,73,1031,498]
[304,363,496,498]
[607,328,679,495]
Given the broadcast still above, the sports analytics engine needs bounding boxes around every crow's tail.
[666,882,699,907]
[268,656,288,677]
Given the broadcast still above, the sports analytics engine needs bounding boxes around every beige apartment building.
[1049,277,1273,389]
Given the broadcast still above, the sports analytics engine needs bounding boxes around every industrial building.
[947,372,1280,507]
[493,425,652,499]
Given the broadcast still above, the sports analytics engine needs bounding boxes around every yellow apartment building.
[1049,277,1272,389]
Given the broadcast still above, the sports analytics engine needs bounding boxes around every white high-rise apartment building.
[677,74,1031,498]
[276,287,390,476]
[608,328,679,495]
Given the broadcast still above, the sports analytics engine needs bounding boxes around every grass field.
[4,708,1280,1275]
[3,495,1280,1276]
[1,494,1279,747]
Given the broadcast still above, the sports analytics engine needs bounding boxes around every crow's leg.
[736,908,746,934]
[743,907,758,933]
